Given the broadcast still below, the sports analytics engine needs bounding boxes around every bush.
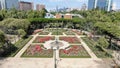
[97,37,109,48]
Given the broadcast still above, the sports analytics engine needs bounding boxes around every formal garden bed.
[32,29,43,35]
[81,37,112,58]
[72,30,83,35]
[22,44,53,58]
[59,37,81,44]
[52,31,63,35]
[46,28,66,32]
[39,31,49,35]
[64,31,75,35]
[59,45,90,58]
[33,36,55,43]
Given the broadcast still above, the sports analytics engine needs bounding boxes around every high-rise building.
[19,1,33,11]
[0,0,19,10]
[88,0,113,11]
[0,1,1,10]
[36,4,45,11]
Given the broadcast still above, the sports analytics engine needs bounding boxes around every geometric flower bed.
[39,32,49,35]
[33,36,55,43]
[52,31,63,35]
[65,31,75,35]
[32,29,43,35]
[59,37,81,44]
[60,45,90,58]
[72,30,82,35]
[22,45,53,58]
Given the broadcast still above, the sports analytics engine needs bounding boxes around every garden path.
[76,35,98,59]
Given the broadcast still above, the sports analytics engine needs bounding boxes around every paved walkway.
[0,58,113,68]
[14,34,39,58]
[80,38,98,59]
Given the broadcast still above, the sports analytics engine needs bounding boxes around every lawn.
[39,32,49,35]
[52,31,63,35]
[64,31,75,35]
[47,28,65,32]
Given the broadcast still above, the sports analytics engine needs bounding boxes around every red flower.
[35,45,42,51]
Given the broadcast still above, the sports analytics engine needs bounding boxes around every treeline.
[0,8,47,21]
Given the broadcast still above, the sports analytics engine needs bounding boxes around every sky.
[21,0,120,10]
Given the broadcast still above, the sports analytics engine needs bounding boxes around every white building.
[45,13,55,18]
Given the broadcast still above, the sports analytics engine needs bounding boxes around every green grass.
[46,28,66,32]
[39,32,49,35]
[60,56,90,58]
[65,31,75,35]
[52,31,63,35]
[10,36,33,57]
[81,37,112,58]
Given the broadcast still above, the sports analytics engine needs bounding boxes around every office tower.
[19,1,33,11]
[0,0,19,10]
[88,0,113,11]
[36,4,45,11]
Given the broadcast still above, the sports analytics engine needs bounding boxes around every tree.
[17,29,26,38]
[0,30,5,48]
[0,14,3,21]
[97,37,109,48]
[95,22,120,48]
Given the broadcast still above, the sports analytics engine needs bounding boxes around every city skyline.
[21,0,120,10]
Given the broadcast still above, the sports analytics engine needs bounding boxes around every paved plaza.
[0,58,113,68]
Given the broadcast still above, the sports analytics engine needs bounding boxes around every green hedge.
[10,36,33,57]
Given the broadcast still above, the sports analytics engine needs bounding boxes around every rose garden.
[19,28,112,58]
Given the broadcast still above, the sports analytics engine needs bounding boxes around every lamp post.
[51,36,59,68]
[52,40,59,68]
[54,48,57,68]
